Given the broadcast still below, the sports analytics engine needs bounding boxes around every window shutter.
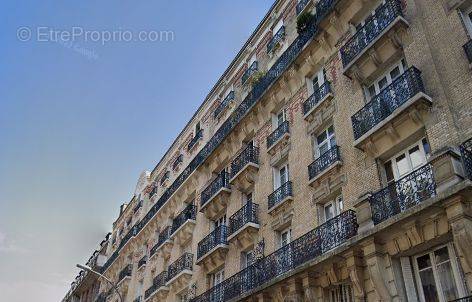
[400,257,419,301]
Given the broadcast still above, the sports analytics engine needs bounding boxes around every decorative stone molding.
[429,148,465,193]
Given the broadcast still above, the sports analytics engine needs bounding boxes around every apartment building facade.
[64,0,472,301]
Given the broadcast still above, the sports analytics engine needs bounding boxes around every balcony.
[229,145,260,191]
[144,271,169,302]
[149,226,173,261]
[228,202,259,249]
[187,129,203,151]
[241,61,258,84]
[191,210,358,302]
[214,91,235,118]
[370,164,436,225]
[268,181,293,213]
[170,203,197,245]
[464,40,472,64]
[172,154,183,171]
[296,0,312,15]
[117,264,132,287]
[303,82,333,120]
[340,0,408,78]
[267,26,286,54]
[200,172,231,220]
[166,253,193,292]
[351,67,432,156]
[196,225,229,271]
[460,138,472,180]
[308,146,342,185]
[137,256,147,270]
[266,121,290,154]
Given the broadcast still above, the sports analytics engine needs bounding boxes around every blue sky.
[0,1,273,301]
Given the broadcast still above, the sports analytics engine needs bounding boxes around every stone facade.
[64,0,472,301]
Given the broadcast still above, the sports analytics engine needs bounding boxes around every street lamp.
[76,264,124,302]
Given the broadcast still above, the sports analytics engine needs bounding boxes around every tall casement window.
[210,268,225,300]
[365,59,407,100]
[242,191,253,206]
[278,228,291,248]
[383,138,430,184]
[195,121,201,134]
[320,195,344,222]
[411,244,467,302]
[272,108,287,130]
[212,214,227,230]
[273,162,289,190]
[240,249,255,269]
[314,125,336,159]
[327,283,353,302]
[309,68,326,95]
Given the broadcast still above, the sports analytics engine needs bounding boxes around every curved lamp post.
[76,264,124,302]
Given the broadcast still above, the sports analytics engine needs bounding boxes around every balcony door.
[322,195,343,222]
[213,215,227,230]
[274,163,289,190]
[210,268,225,302]
[412,244,466,302]
[272,108,287,130]
[310,68,326,94]
[314,125,336,159]
[365,59,406,100]
[383,139,429,183]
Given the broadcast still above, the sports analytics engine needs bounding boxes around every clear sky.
[0,1,273,301]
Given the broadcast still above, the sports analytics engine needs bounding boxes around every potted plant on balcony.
[297,11,314,34]
[250,70,266,87]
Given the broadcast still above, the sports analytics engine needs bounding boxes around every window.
[195,122,201,134]
[365,59,407,100]
[309,69,326,94]
[314,125,336,158]
[383,138,430,183]
[241,250,255,269]
[327,284,353,302]
[322,195,343,222]
[243,192,253,204]
[210,268,225,287]
[273,163,289,190]
[461,5,472,36]
[249,53,257,66]
[413,244,466,302]
[273,19,284,34]
[272,108,287,129]
[279,228,291,248]
[213,214,227,230]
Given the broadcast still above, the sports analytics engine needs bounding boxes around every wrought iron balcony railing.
[201,172,230,207]
[138,256,147,269]
[296,0,311,14]
[308,146,341,180]
[228,202,259,236]
[340,0,403,68]
[461,138,472,180]
[150,226,172,257]
[100,0,338,273]
[267,26,286,53]
[160,171,170,185]
[450,296,472,302]
[230,145,260,179]
[214,91,235,118]
[241,61,258,84]
[149,185,157,198]
[171,203,196,234]
[303,81,332,116]
[370,164,436,225]
[197,225,228,259]
[351,67,425,140]
[268,181,293,210]
[188,129,203,151]
[118,264,132,283]
[167,253,193,282]
[267,120,290,149]
[464,40,472,63]
[191,210,358,302]
[144,271,168,299]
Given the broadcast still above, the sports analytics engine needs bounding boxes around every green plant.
[297,11,314,34]
[250,71,266,87]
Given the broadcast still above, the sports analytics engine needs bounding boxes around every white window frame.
[308,68,326,95]
[322,195,343,222]
[272,108,287,129]
[365,59,407,100]
[279,228,292,248]
[273,162,289,190]
[313,125,336,159]
[412,243,467,302]
[241,249,254,269]
[273,19,284,35]
[249,53,257,66]
[210,268,225,287]
[383,138,429,182]
[213,214,227,230]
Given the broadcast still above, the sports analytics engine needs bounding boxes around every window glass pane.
[434,246,450,263]
[330,136,336,148]
[317,131,327,145]
[437,261,459,300]
[417,254,432,270]
[325,204,334,221]
[422,138,431,155]
[390,66,400,80]
[328,125,334,135]
[313,77,320,90]
[419,268,439,302]
[409,145,425,169]
[395,153,410,177]
[384,161,395,183]
[368,85,376,97]
[379,77,388,90]
[319,142,329,156]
